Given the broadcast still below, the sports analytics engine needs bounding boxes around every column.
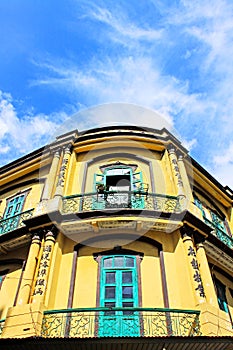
[181,227,206,306]
[196,241,218,307]
[16,233,42,305]
[42,149,61,200]
[177,152,193,203]
[54,144,72,197]
[167,146,186,209]
[32,229,56,304]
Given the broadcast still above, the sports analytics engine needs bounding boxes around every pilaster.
[54,144,72,197]
[167,146,186,209]
[177,152,193,206]
[32,228,57,304]
[181,226,206,306]
[16,233,42,305]
[196,241,218,308]
[42,149,61,200]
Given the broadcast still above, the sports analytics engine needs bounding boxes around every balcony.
[41,307,201,338]
[62,192,181,215]
[0,209,34,235]
[204,217,233,250]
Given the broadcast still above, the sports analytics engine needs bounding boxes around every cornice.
[0,147,46,175]
[182,211,212,238]
[204,240,233,274]
[191,158,233,202]
[75,126,189,156]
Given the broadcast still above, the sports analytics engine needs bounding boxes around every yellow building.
[0,124,232,349]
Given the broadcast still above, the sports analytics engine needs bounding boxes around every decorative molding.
[0,234,31,255]
[80,152,156,197]
[60,218,182,236]
[204,241,233,273]
[99,161,138,173]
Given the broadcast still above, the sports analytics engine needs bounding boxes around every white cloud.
[211,142,233,188]
[9,0,233,189]
[0,91,61,165]
[82,2,163,46]
[32,55,206,130]
[214,142,233,166]
[164,1,233,122]
[181,138,197,152]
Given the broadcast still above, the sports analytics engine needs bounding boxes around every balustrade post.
[54,144,72,198]
[16,233,42,305]
[195,241,218,307]
[181,226,206,306]
[32,228,57,304]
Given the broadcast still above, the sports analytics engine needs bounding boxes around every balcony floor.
[0,336,232,350]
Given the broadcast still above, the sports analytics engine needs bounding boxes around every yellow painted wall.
[73,246,98,308]
[160,150,176,195]
[47,231,199,311]
[0,269,21,320]
[49,234,75,310]
[64,146,176,197]
[1,129,233,338]
[0,245,29,319]
[0,181,44,218]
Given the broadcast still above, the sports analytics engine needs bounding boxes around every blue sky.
[0,0,233,187]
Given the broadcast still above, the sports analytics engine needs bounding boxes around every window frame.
[3,189,31,220]
[213,275,229,313]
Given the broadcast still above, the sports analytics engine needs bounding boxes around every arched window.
[94,163,147,209]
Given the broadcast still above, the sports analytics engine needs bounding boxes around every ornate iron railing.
[0,319,5,336]
[204,218,233,250]
[0,209,34,235]
[62,192,181,214]
[41,307,201,338]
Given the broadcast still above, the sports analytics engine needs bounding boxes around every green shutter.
[132,171,145,209]
[132,171,142,190]
[99,255,140,337]
[93,168,145,210]
[210,212,227,234]
[215,278,229,313]
[93,173,105,210]
[2,195,25,234]
[4,195,25,219]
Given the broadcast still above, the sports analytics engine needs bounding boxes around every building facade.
[0,125,232,349]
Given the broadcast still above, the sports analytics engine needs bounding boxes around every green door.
[99,255,140,337]
[2,195,25,233]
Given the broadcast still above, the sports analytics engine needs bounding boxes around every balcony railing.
[41,307,201,338]
[0,319,5,336]
[204,218,233,250]
[0,209,34,235]
[62,192,181,214]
